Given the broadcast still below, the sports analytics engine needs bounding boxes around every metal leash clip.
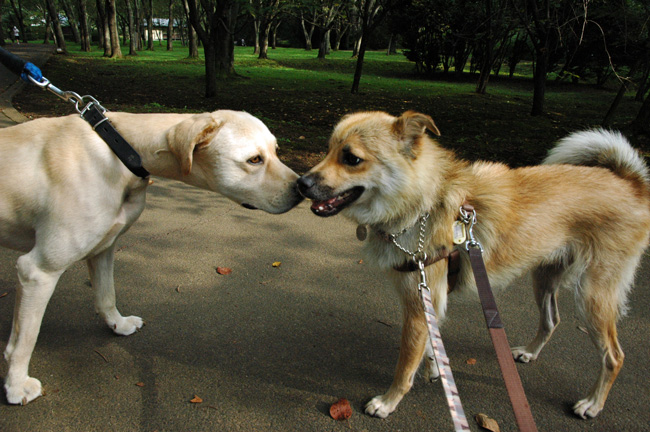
[459,205,483,252]
[28,75,106,117]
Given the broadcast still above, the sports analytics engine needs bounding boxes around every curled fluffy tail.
[544,129,649,188]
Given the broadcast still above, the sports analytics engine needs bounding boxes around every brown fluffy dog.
[297,111,650,419]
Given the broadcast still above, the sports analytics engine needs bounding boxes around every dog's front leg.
[4,254,64,405]
[365,266,448,418]
[87,245,143,335]
[365,302,428,418]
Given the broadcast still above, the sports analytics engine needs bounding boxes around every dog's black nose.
[297,174,315,194]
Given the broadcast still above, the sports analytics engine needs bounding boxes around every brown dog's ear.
[392,111,440,159]
[166,113,222,175]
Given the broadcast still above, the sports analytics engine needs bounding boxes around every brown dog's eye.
[342,151,363,167]
[247,156,263,165]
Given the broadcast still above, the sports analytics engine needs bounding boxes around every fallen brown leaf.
[135,382,145,387]
[466,358,477,365]
[272,261,281,267]
[216,267,232,275]
[190,395,203,404]
[329,398,352,421]
[0,292,8,299]
[475,413,500,432]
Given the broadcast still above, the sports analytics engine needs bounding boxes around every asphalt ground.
[0,44,648,432]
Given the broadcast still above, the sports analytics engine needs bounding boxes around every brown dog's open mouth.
[310,186,364,217]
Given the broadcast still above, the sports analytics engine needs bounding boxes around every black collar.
[81,103,150,179]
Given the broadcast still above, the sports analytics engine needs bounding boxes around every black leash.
[0,47,149,179]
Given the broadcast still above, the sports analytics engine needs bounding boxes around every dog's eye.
[247,156,263,165]
[342,151,363,167]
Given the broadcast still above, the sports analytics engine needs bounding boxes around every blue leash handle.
[0,46,43,83]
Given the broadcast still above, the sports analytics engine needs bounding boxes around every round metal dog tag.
[356,224,368,241]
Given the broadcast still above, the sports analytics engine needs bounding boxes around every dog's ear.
[392,111,440,159]
[167,113,222,175]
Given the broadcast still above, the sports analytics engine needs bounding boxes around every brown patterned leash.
[459,204,538,432]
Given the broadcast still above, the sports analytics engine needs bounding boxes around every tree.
[510,0,585,116]
[165,2,173,50]
[106,0,123,57]
[351,0,389,94]
[299,9,316,50]
[45,0,68,53]
[77,0,92,51]
[187,0,240,97]
[182,0,199,57]
[249,0,282,59]
[124,0,137,54]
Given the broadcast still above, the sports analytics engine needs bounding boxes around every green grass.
[14,42,647,172]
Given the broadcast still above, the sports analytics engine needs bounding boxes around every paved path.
[0,44,648,431]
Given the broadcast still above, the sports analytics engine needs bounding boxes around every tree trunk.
[603,64,638,127]
[147,0,154,50]
[214,0,237,78]
[631,91,650,134]
[166,0,173,51]
[636,64,650,102]
[253,20,260,55]
[9,0,27,43]
[125,0,137,55]
[77,0,91,51]
[106,0,122,57]
[182,0,198,58]
[475,0,492,94]
[258,21,271,59]
[96,0,111,55]
[45,0,68,53]
[60,0,81,43]
[43,12,52,44]
[300,15,313,50]
[387,34,396,55]
[204,42,217,98]
[531,46,549,116]
[317,29,330,59]
[0,0,4,46]
[134,0,142,50]
[351,33,367,94]
[271,20,280,49]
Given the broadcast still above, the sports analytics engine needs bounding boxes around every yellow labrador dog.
[1,110,302,405]
[297,111,650,419]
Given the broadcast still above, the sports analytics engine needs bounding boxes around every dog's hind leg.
[572,268,630,419]
[423,338,440,382]
[512,263,563,363]
[87,244,143,336]
[4,253,64,405]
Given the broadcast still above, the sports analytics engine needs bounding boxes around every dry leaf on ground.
[190,395,203,404]
[272,261,281,267]
[466,358,477,365]
[475,413,500,432]
[216,267,232,275]
[135,382,145,387]
[329,398,352,421]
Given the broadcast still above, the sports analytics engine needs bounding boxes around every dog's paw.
[110,315,144,336]
[573,397,603,419]
[423,356,440,382]
[511,346,537,363]
[5,377,42,405]
[365,395,397,418]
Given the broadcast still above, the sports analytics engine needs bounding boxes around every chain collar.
[385,213,430,261]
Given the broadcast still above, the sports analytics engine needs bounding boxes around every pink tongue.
[311,197,339,212]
